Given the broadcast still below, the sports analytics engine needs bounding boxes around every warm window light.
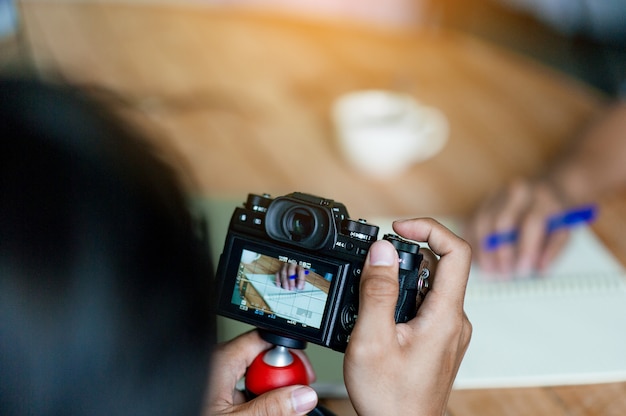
[204,0,426,27]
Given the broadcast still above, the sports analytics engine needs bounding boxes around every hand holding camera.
[211,193,472,416]
[344,218,472,416]
[206,330,319,416]
[216,192,431,352]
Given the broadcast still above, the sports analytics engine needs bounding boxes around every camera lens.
[284,208,315,241]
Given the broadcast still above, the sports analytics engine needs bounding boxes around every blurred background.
[3,0,624,410]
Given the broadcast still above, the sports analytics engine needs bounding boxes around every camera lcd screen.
[219,238,346,337]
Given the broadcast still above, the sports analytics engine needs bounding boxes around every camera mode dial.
[341,219,379,242]
[245,193,272,213]
[383,234,421,271]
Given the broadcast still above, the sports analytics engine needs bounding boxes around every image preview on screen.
[233,248,335,329]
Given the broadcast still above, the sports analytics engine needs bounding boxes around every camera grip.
[394,268,420,323]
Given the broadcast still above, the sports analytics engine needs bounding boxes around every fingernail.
[368,241,396,266]
[291,386,317,413]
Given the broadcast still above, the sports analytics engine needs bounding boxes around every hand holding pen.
[483,204,596,251]
[275,263,309,291]
[465,178,596,278]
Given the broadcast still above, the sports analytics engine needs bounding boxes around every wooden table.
[15,2,626,415]
[18,0,606,220]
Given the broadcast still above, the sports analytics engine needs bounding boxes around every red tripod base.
[245,346,309,396]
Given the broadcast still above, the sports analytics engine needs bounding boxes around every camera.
[215,192,432,352]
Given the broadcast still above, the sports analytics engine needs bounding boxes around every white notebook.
[371,218,626,388]
[244,273,327,328]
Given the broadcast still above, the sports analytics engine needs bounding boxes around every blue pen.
[483,204,598,252]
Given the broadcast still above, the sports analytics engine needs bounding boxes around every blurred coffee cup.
[332,90,448,178]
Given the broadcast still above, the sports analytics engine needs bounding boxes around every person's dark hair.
[0,77,216,416]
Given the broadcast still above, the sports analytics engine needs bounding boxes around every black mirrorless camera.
[215,192,432,352]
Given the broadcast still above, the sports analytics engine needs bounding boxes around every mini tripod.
[245,331,309,397]
[245,330,336,416]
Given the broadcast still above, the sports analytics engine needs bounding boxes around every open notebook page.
[244,273,328,329]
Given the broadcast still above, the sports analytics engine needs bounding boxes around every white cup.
[240,249,261,264]
[332,90,449,178]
